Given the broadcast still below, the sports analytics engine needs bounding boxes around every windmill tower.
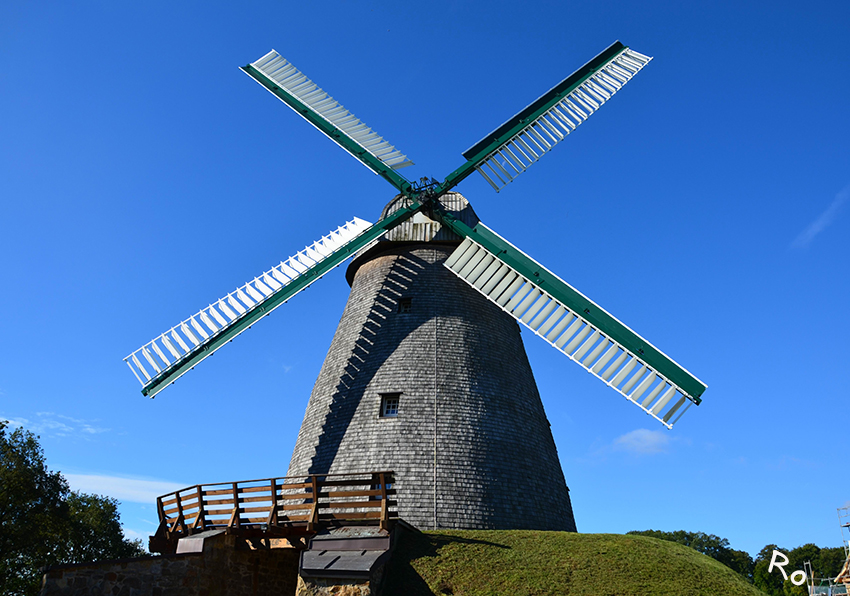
[125,42,707,531]
[288,193,575,530]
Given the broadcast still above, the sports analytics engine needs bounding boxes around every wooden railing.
[153,471,396,544]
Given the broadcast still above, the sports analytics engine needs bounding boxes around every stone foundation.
[40,533,299,596]
[296,576,372,596]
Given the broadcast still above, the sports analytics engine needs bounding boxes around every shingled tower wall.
[288,193,576,531]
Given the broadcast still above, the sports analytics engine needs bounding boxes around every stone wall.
[296,576,372,596]
[287,194,576,531]
[40,538,299,596]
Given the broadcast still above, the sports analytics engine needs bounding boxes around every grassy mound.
[383,530,765,596]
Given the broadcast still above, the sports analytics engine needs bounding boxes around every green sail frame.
[433,206,706,405]
[137,200,423,398]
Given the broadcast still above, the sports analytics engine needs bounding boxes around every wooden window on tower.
[397,298,412,314]
[379,393,400,418]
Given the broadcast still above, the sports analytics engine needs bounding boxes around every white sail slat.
[248,50,413,172]
[444,233,701,428]
[473,47,652,192]
[125,217,374,397]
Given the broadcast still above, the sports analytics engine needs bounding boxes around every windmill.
[125,41,706,531]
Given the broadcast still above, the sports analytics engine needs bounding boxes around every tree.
[629,532,847,594]
[0,421,69,595]
[627,529,754,580]
[0,421,145,596]
[752,542,848,596]
[816,546,848,581]
[753,544,785,596]
[64,492,146,564]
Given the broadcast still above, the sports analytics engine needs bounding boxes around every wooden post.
[156,495,169,539]
[307,475,319,532]
[191,485,205,533]
[228,482,241,529]
[379,473,389,531]
[266,478,278,527]
[157,495,165,526]
[174,492,186,537]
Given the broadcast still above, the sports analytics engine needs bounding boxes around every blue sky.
[1,0,848,559]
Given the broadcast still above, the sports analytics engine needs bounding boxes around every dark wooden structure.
[150,471,396,553]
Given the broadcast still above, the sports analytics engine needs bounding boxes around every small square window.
[397,298,412,314]
[380,393,400,418]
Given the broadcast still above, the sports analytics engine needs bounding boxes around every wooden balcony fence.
[151,471,396,548]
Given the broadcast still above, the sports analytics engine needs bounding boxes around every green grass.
[383,530,766,596]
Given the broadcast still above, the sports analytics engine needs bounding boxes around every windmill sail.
[243,51,413,193]
[442,223,705,429]
[443,42,651,194]
[125,217,375,398]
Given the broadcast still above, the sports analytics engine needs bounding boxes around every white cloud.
[791,183,850,249]
[122,527,153,548]
[81,424,109,434]
[612,428,672,454]
[2,416,35,430]
[1,412,109,438]
[64,474,185,503]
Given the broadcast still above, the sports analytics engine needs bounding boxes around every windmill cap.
[345,192,480,285]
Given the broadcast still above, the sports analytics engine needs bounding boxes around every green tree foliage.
[753,542,847,596]
[0,421,145,596]
[753,544,785,596]
[628,529,848,594]
[628,529,755,580]
[64,492,145,563]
